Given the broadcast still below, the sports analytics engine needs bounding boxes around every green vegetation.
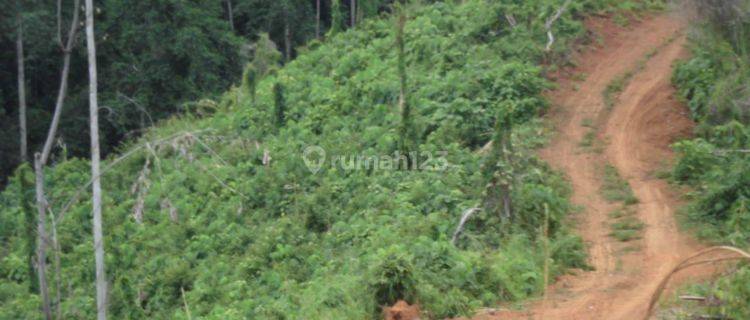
[609,216,644,242]
[668,1,750,317]
[671,2,750,246]
[579,130,596,148]
[601,164,641,242]
[0,1,625,318]
[581,117,594,128]
[602,33,677,109]
[0,0,395,183]
[603,72,631,109]
[601,165,638,205]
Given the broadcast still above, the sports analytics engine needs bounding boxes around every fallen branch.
[505,13,517,28]
[679,295,706,302]
[645,246,750,320]
[451,207,480,245]
[54,131,205,225]
[545,0,572,52]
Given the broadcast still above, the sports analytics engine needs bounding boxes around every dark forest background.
[0,0,394,183]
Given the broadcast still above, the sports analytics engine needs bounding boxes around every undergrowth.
[667,1,750,317]
[0,1,614,319]
[601,165,639,205]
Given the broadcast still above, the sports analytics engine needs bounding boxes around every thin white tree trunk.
[40,0,81,165]
[17,9,28,162]
[316,0,321,38]
[350,0,356,26]
[544,0,572,52]
[226,0,234,31]
[84,1,107,319]
[33,3,80,318]
[284,8,291,61]
[49,209,62,320]
[33,154,52,320]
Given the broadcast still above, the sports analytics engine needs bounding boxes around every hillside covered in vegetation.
[670,1,750,317]
[1,0,657,319]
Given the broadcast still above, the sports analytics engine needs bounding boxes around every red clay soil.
[384,300,421,320]
[386,12,718,320]
[467,12,711,320]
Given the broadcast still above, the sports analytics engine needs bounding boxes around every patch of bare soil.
[384,300,421,320]
[468,13,709,320]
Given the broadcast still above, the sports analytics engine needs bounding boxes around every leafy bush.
[0,0,601,318]
[670,3,750,316]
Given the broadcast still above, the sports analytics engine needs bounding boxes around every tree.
[283,1,292,61]
[16,2,27,163]
[316,0,322,39]
[226,0,235,31]
[396,4,412,168]
[331,0,343,34]
[483,106,514,221]
[351,0,356,27]
[32,154,51,320]
[251,33,282,77]
[84,0,108,318]
[40,0,81,166]
[32,1,81,318]
[273,82,286,128]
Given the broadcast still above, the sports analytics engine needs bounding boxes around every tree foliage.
[0,0,394,184]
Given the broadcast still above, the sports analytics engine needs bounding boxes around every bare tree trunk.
[33,3,80,317]
[226,0,234,31]
[316,0,321,39]
[84,1,107,319]
[17,8,28,162]
[350,0,356,27]
[41,0,81,165]
[501,118,513,220]
[49,209,62,320]
[396,7,410,165]
[284,7,291,61]
[33,154,52,320]
[544,0,572,52]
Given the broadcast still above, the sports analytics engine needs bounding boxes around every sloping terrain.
[0,1,601,319]
[473,13,707,320]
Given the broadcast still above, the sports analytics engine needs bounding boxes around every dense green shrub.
[0,0,600,318]
[670,2,750,316]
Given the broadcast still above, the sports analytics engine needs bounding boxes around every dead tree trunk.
[483,108,514,221]
[226,0,234,31]
[33,154,52,320]
[49,210,62,320]
[350,0,356,27]
[32,2,80,318]
[284,6,292,62]
[17,7,27,162]
[84,0,108,318]
[41,0,81,165]
[545,0,572,52]
[316,0,321,39]
[396,7,411,167]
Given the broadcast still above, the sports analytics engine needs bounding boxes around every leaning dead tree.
[545,0,572,52]
[451,207,480,245]
[33,1,81,319]
[644,246,750,320]
[41,0,81,165]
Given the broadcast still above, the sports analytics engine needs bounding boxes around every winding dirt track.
[473,13,707,320]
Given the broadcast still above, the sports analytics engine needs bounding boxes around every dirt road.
[474,13,705,320]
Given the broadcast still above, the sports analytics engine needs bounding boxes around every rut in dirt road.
[469,13,707,320]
